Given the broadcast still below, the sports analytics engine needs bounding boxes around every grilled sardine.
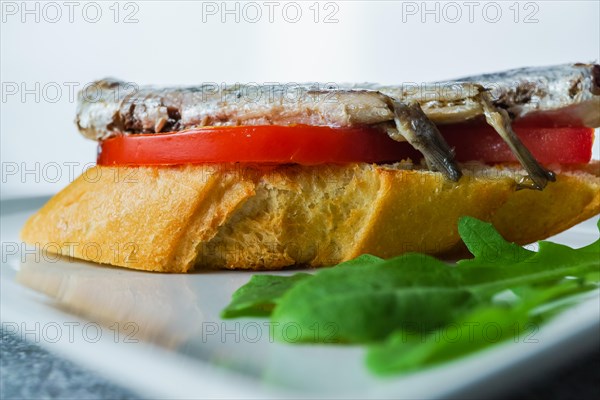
[76,63,599,189]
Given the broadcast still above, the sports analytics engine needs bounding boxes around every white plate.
[1,198,599,399]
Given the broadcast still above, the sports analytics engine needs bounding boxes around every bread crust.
[21,162,600,272]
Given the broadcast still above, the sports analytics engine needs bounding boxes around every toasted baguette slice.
[21,162,600,272]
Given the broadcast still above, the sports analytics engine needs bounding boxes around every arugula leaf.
[366,304,538,375]
[366,279,596,374]
[271,223,598,343]
[221,273,312,318]
[221,217,600,374]
[221,255,383,318]
[462,240,599,295]
[458,216,534,265]
[335,254,384,266]
[272,254,474,343]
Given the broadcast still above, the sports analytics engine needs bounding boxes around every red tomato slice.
[98,126,422,166]
[439,122,594,164]
[97,124,594,166]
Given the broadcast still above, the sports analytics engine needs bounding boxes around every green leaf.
[366,305,535,374]
[221,216,600,374]
[366,280,596,375]
[220,254,383,319]
[221,273,312,318]
[270,229,599,343]
[457,216,534,266]
[464,240,599,296]
[335,254,384,267]
[271,254,474,343]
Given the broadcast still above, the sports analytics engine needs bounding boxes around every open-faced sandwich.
[22,63,600,272]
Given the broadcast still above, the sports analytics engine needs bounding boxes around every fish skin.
[76,63,600,141]
[388,100,462,181]
[367,63,600,126]
[456,62,600,127]
[76,82,395,140]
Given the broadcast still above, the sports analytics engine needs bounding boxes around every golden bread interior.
[21,162,600,272]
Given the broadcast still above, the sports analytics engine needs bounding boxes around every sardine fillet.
[76,63,600,140]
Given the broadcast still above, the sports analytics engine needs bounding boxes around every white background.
[1,0,599,199]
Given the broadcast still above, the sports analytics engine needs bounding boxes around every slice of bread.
[21,162,600,272]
